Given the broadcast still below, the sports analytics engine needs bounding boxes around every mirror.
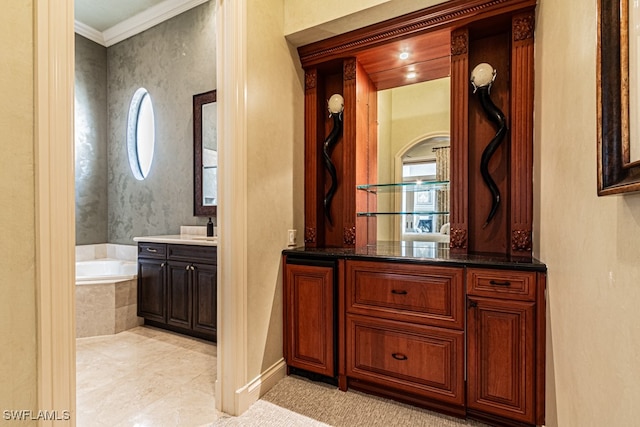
[194,90,217,216]
[376,77,450,243]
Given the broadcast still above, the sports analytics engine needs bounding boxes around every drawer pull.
[146,248,158,253]
[391,289,408,295]
[489,280,511,287]
[391,353,408,361]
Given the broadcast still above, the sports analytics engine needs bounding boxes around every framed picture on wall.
[598,0,640,195]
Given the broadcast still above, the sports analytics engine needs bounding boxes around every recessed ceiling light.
[407,72,417,79]
[399,51,410,60]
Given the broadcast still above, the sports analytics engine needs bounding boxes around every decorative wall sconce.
[322,94,344,225]
[471,63,508,228]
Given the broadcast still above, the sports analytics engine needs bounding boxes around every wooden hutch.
[283,1,545,426]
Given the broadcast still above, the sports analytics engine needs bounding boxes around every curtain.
[433,146,450,233]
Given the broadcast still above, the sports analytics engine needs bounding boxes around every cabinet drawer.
[467,268,536,301]
[346,261,464,329]
[138,242,167,259]
[168,244,217,264]
[346,314,464,406]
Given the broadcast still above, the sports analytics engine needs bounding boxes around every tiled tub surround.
[75,244,143,338]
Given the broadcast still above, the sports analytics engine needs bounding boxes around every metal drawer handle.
[392,353,408,361]
[391,289,408,295]
[146,248,158,253]
[489,280,511,287]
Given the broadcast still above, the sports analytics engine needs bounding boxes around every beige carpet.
[212,375,489,427]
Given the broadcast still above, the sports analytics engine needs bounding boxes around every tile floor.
[76,326,218,427]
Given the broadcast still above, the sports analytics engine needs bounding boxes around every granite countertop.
[283,241,546,272]
[133,235,218,247]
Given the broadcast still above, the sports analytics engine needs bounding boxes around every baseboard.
[235,358,287,414]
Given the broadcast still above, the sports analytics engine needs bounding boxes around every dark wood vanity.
[137,241,217,341]
[283,1,544,426]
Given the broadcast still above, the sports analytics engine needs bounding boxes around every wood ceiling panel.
[356,28,451,89]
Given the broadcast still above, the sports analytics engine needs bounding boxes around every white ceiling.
[74,0,208,47]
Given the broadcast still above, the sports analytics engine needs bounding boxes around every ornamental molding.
[513,14,534,41]
[451,32,468,56]
[305,70,317,90]
[450,228,467,249]
[511,229,532,251]
[344,59,356,80]
[343,226,356,245]
[304,227,316,244]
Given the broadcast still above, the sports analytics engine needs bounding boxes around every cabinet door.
[137,258,166,322]
[167,261,192,329]
[192,262,217,339]
[467,296,535,424]
[284,262,335,377]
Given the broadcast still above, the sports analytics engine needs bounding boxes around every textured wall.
[75,34,108,245]
[0,0,38,414]
[107,2,216,244]
[536,0,640,425]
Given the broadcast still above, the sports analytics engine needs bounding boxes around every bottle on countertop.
[207,217,214,237]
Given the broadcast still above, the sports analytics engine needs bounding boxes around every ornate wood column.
[450,29,470,254]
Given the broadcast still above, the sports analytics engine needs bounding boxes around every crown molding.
[74,0,209,47]
[74,19,105,45]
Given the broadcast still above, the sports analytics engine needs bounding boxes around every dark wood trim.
[193,90,217,217]
[298,0,537,68]
[337,258,348,391]
[450,28,470,254]
[598,0,640,194]
[304,69,320,247]
[509,11,535,257]
[535,272,546,426]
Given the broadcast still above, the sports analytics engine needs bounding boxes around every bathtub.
[76,258,137,283]
[75,244,143,338]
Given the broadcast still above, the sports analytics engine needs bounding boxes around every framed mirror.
[194,90,217,216]
[598,0,640,195]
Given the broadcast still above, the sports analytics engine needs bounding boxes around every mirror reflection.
[376,77,450,243]
[202,102,217,206]
[193,90,217,216]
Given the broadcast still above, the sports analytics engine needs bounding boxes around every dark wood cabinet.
[137,257,166,322]
[283,257,335,377]
[345,260,466,412]
[283,254,546,426]
[192,262,217,337]
[289,0,543,425]
[467,296,535,423]
[167,261,192,329]
[137,242,217,341]
[466,268,545,426]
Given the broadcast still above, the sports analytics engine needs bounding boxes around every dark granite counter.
[283,241,546,272]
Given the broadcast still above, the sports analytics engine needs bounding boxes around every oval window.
[127,88,156,180]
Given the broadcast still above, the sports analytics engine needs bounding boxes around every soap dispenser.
[207,218,214,237]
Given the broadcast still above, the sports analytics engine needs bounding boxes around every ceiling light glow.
[407,72,417,79]
[399,51,410,60]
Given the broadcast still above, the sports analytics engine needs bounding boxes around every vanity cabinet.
[137,242,217,341]
[282,250,546,426]
[283,256,336,377]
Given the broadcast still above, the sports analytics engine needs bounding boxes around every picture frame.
[597,0,640,195]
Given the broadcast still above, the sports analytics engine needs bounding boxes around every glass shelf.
[357,180,449,193]
[357,211,449,217]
